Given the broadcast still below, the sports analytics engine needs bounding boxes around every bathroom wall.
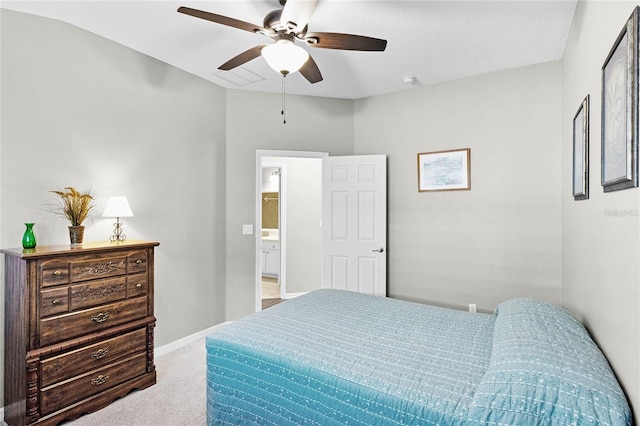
[262,193,279,229]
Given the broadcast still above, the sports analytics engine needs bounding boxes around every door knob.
[372,247,384,253]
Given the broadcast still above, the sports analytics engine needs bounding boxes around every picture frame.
[417,148,470,192]
[601,6,639,192]
[573,95,589,200]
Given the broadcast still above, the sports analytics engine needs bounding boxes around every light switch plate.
[242,224,254,235]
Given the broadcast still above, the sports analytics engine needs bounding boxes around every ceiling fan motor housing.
[263,9,283,31]
[263,8,306,35]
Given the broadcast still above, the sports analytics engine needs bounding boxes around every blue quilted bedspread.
[206,290,631,425]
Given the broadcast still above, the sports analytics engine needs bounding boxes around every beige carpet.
[59,337,207,426]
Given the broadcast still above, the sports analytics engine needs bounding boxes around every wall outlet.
[242,224,254,235]
[468,303,477,313]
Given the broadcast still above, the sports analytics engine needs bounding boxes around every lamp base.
[110,219,127,242]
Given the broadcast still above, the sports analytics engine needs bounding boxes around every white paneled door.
[321,155,387,296]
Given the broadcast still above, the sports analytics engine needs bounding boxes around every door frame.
[255,149,328,312]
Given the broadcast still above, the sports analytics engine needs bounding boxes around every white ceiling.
[1,0,577,100]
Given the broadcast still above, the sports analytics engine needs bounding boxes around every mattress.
[205,290,631,425]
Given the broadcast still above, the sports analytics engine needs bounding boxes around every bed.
[205,289,631,425]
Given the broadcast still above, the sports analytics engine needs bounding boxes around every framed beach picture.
[601,6,639,192]
[573,95,589,200]
[417,148,470,192]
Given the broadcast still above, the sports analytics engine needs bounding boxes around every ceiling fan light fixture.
[262,39,309,75]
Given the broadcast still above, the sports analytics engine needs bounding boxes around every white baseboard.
[284,292,305,299]
[154,322,231,358]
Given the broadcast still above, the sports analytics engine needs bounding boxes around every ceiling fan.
[177,0,387,84]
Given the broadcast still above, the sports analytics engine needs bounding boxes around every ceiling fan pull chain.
[281,74,287,124]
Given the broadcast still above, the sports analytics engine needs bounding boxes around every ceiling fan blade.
[303,32,387,51]
[218,45,267,71]
[299,54,323,84]
[280,0,318,33]
[178,6,272,35]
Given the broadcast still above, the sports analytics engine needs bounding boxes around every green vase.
[22,223,36,249]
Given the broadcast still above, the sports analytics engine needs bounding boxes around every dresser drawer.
[71,256,127,283]
[40,328,147,387]
[69,277,127,311]
[39,297,148,346]
[127,272,148,297]
[127,251,148,274]
[40,352,148,416]
[40,288,69,317]
[40,261,71,288]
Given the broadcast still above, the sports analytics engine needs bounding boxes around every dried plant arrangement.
[49,186,96,226]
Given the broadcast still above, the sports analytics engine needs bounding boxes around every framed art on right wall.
[573,95,589,200]
[601,6,639,192]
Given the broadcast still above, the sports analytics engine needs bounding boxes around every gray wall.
[1,8,227,405]
[354,61,563,311]
[561,0,639,417]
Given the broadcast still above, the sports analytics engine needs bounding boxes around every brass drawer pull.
[90,348,109,359]
[91,312,110,323]
[135,259,142,264]
[136,283,143,289]
[51,299,61,305]
[91,374,109,386]
[53,270,62,276]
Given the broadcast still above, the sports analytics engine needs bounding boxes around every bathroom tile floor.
[262,277,282,309]
[262,277,280,299]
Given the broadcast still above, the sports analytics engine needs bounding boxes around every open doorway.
[255,150,327,312]
[260,163,283,309]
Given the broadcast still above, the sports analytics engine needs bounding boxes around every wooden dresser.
[1,240,159,426]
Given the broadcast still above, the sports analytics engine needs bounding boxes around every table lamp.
[103,196,134,242]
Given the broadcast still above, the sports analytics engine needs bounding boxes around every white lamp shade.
[262,40,309,75]
[102,196,134,218]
